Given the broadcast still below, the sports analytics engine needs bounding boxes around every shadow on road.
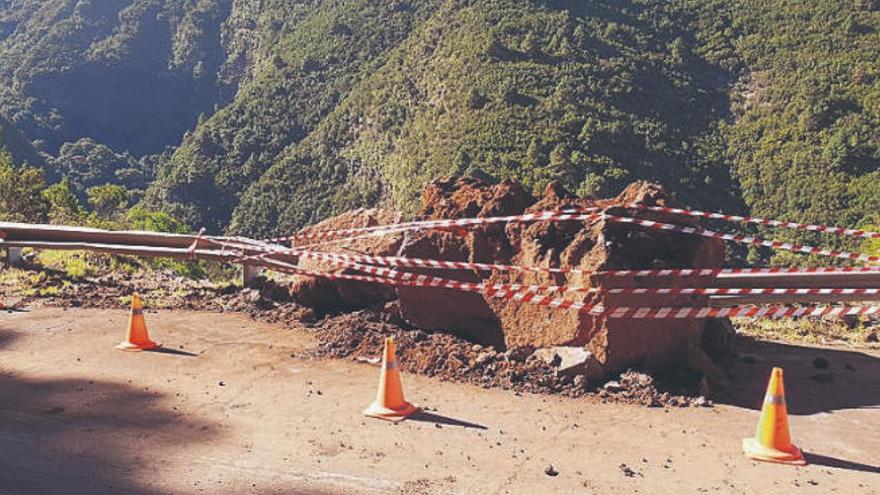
[804,452,880,474]
[716,337,879,415]
[409,410,488,430]
[0,327,221,495]
[147,346,199,357]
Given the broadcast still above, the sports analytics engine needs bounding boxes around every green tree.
[42,178,82,223]
[87,183,129,221]
[0,149,48,222]
[127,207,189,234]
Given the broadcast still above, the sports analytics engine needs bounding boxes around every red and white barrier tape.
[605,287,880,296]
[215,239,880,319]
[187,228,207,260]
[292,248,880,278]
[606,304,880,319]
[207,237,598,300]
[270,212,876,265]
[595,266,880,277]
[604,215,879,263]
[266,210,601,245]
[234,242,880,298]
[295,248,578,275]
[271,252,880,318]
[271,203,879,248]
[254,252,602,311]
[218,236,880,282]
[630,205,880,239]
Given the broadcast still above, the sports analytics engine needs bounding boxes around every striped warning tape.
[604,215,879,263]
[295,248,578,275]
[212,238,880,319]
[266,210,601,245]
[286,251,586,300]
[252,251,602,311]
[217,236,880,280]
[629,205,880,239]
[255,245,880,298]
[249,239,880,279]
[206,237,598,300]
[265,253,880,319]
[605,304,880,319]
[595,266,880,277]
[291,248,880,278]
[268,211,876,264]
[605,287,880,296]
[269,202,879,249]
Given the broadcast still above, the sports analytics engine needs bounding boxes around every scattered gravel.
[304,304,706,406]
[6,268,707,407]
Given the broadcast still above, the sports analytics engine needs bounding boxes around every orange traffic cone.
[363,337,419,422]
[116,293,160,352]
[742,367,805,465]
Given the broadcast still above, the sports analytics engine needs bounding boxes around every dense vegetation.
[0,0,877,247]
[231,0,744,236]
[144,0,442,231]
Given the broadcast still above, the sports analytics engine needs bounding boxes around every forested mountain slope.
[720,0,880,229]
[0,0,242,156]
[143,0,442,231]
[230,0,879,237]
[0,113,42,166]
[0,0,877,239]
[231,0,743,236]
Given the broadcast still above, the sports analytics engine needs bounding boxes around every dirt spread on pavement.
[305,304,703,407]
[1,308,878,495]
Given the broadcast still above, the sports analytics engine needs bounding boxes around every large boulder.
[291,177,727,379]
[288,208,404,310]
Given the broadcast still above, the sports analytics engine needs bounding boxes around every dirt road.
[1,308,877,494]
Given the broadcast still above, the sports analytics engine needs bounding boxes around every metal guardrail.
[0,222,296,284]
[2,221,878,307]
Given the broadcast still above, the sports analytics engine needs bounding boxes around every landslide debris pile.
[288,176,727,383]
[306,302,703,407]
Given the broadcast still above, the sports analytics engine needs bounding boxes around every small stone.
[471,344,483,352]
[603,380,623,392]
[544,465,559,477]
[243,289,262,304]
[619,464,637,477]
[694,396,712,407]
[812,357,830,369]
[475,351,495,366]
[218,381,226,386]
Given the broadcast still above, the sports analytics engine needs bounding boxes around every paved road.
[1,308,877,494]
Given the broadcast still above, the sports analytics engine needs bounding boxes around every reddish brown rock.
[291,177,727,379]
[288,208,404,309]
[396,178,725,375]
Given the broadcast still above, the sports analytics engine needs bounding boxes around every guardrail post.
[4,247,23,267]
[242,263,262,288]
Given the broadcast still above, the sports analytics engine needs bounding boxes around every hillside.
[0,0,877,240]
[0,113,42,166]
[143,0,442,231]
[0,0,244,157]
[229,0,879,238]
[230,0,743,237]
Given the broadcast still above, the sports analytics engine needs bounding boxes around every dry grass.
[734,317,879,349]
